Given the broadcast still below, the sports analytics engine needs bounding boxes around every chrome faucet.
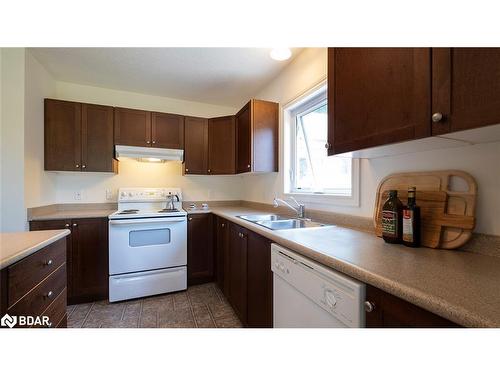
[273,196,306,219]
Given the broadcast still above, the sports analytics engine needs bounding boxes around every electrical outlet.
[74,190,82,201]
[105,188,113,201]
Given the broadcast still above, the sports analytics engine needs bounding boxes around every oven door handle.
[109,217,186,225]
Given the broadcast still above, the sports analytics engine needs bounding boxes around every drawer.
[8,264,66,317]
[8,238,66,307]
[32,288,67,328]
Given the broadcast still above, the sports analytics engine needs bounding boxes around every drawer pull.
[45,291,54,299]
[65,223,70,228]
[44,259,53,266]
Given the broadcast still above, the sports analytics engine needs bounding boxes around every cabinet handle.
[221,223,225,227]
[75,164,80,168]
[82,164,86,169]
[44,259,53,266]
[208,169,211,173]
[247,164,251,169]
[152,140,156,144]
[364,301,375,313]
[325,142,331,149]
[146,140,150,144]
[45,291,54,299]
[432,112,443,123]
[188,217,193,221]
[65,223,70,228]
[185,168,189,172]
[72,223,78,227]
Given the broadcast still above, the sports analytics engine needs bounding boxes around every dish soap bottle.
[402,187,421,247]
[382,190,403,244]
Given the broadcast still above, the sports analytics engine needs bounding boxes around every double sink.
[237,214,328,231]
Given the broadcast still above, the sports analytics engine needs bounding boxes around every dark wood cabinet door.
[44,99,82,171]
[236,102,251,173]
[214,216,230,297]
[328,48,431,155]
[70,218,109,304]
[252,100,279,172]
[365,285,459,328]
[114,107,151,147]
[228,223,248,324]
[187,214,214,285]
[432,48,500,135]
[208,116,236,174]
[184,116,208,174]
[82,103,115,172]
[29,220,73,302]
[151,112,184,149]
[247,231,273,328]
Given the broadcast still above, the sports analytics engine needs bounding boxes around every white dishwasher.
[271,244,365,328]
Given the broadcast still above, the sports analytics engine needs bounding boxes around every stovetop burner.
[118,209,139,215]
[158,208,180,213]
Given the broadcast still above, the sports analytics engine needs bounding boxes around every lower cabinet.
[214,216,230,296]
[187,214,214,285]
[223,220,273,328]
[29,217,109,305]
[365,285,459,328]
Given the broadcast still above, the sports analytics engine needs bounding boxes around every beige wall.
[24,51,57,209]
[243,48,500,236]
[51,81,243,204]
[1,48,26,231]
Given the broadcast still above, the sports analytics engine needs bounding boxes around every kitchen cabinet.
[365,285,459,328]
[228,223,248,324]
[246,231,273,328]
[151,112,184,149]
[187,214,214,285]
[214,216,230,296]
[184,116,209,174]
[236,99,279,173]
[327,48,431,155]
[327,47,500,156]
[432,48,500,135]
[1,238,67,328]
[114,107,152,147]
[208,116,236,174]
[29,217,109,305]
[45,99,117,172]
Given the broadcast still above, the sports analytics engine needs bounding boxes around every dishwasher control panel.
[271,244,365,327]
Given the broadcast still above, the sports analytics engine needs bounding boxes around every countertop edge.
[210,208,496,328]
[1,229,71,270]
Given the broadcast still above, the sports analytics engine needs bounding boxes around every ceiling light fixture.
[270,48,292,61]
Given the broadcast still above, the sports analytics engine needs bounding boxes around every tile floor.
[66,282,243,328]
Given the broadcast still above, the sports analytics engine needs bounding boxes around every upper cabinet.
[327,48,431,156]
[151,112,184,149]
[432,48,500,135]
[45,99,117,173]
[208,116,236,174]
[327,47,500,156]
[236,99,279,173]
[114,107,152,147]
[184,116,209,174]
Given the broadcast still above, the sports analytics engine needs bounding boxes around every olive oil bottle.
[402,187,421,247]
[382,190,403,244]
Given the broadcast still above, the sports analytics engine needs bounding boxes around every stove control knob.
[121,192,126,197]
[128,192,133,197]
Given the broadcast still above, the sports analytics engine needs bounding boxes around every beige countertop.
[0,229,71,270]
[29,209,115,221]
[208,206,500,328]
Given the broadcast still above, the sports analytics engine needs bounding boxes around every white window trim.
[282,80,360,207]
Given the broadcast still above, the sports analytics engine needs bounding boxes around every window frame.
[283,81,360,207]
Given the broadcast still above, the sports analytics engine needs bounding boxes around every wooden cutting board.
[374,170,477,249]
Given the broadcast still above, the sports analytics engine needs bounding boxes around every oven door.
[109,216,187,275]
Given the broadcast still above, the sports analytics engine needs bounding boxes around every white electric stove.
[108,188,187,302]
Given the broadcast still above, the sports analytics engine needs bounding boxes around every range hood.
[115,145,184,163]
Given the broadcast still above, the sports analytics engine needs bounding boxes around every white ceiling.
[29,48,302,108]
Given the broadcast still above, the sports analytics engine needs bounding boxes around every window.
[284,83,359,204]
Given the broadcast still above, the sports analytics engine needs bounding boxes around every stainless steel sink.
[237,214,291,222]
[255,219,327,230]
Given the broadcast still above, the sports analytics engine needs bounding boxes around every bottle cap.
[389,190,398,197]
